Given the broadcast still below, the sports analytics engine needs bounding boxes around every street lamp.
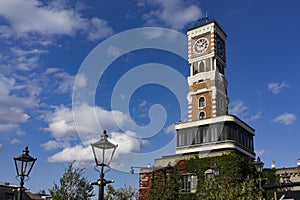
[254,156,265,193]
[13,146,37,200]
[91,130,118,200]
[255,157,264,174]
[205,163,219,180]
[211,163,219,177]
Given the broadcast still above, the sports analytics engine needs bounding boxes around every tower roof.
[188,16,227,37]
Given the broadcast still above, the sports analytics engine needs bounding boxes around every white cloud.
[55,72,75,93]
[43,104,147,166]
[141,0,202,30]
[42,68,80,94]
[87,17,113,41]
[74,74,87,89]
[141,28,165,39]
[229,100,261,122]
[0,124,20,132]
[47,145,92,163]
[229,100,248,116]
[110,131,147,153]
[0,0,113,40]
[164,124,175,134]
[255,149,265,157]
[41,140,68,151]
[10,47,48,71]
[247,112,262,121]
[0,0,83,36]
[44,67,61,75]
[10,138,21,144]
[47,131,147,164]
[16,55,39,71]
[268,81,289,94]
[10,47,48,56]
[0,73,36,132]
[43,105,77,140]
[0,73,14,96]
[139,100,148,108]
[273,113,296,125]
[43,104,133,146]
[107,45,124,58]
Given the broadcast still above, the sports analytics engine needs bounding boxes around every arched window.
[199,111,206,120]
[198,61,205,73]
[199,97,205,108]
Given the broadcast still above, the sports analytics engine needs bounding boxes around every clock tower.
[187,18,228,121]
[138,18,257,199]
[175,17,255,158]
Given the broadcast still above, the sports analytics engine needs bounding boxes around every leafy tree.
[104,184,138,200]
[49,161,94,200]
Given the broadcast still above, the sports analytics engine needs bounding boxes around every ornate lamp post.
[255,157,264,174]
[91,130,118,200]
[255,156,264,189]
[13,146,37,200]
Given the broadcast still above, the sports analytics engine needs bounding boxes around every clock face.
[193,37,209,55]
[217,40,225,57]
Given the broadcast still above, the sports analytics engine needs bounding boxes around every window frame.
[199,111,206,120]
[198,96,206,108]
[198,61,205,73]
[180,174,198,193]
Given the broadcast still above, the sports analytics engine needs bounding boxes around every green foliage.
[148,168,179,200]
[239,179,264,200]
[178,192,197,200]
[49,161,94,200]
[185,151,254,186]
[185,151,264,199]
[262,168,280,199]
[149,151,277,200]
[196,176,263,200]
[104,184,138,200]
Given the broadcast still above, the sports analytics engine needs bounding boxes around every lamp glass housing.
[91,131,118,166]
[255,156,264,173]
[14,146,37,177]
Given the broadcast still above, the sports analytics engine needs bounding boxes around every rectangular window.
[180,174,198,193]
[203,128,209,143]
[177,132,182,147]
[196,128,202,144]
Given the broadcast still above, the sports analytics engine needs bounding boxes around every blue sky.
[0,0,299,196]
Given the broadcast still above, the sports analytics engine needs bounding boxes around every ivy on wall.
[148,167,180,200]
[262,168,280,198]
[148,151,278,200]
[185,151,255,187]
